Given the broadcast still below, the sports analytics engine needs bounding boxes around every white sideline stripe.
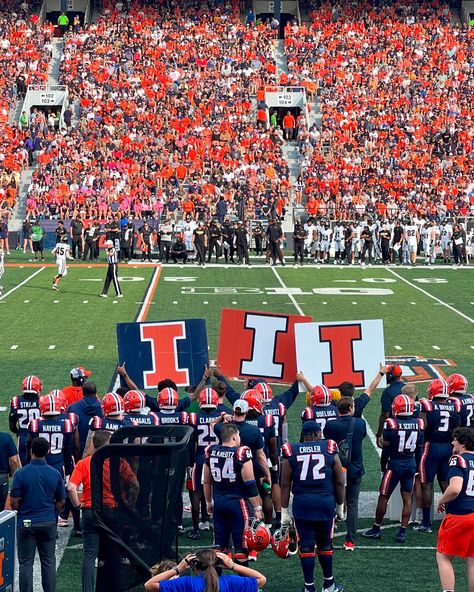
[272,266,381,457]
[0,266,45,301]
[271,267,305,316]
[386,267,474,324]
[136,266,161,323]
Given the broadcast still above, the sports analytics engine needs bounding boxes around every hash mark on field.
[0,407,6,412]
[322,301,327,304]
[351,301,357,304]
[82,300,88,304]
[203,301,208,304]
[471,346,474,350]
[53,300,59,303]
[10,345,18,350]
[381,301,387,305]
[173,301,178,304]
[232,301,238,304]
[113,300,118,304]
[48,345,56,350]
[432,345,440,350]
[410,301,416,305]
[394,345,402,350]
[262,301,268,305]
[24,300,29,303]
[88,345,94,350]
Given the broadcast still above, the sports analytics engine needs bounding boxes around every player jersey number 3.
[297,453,325,480]
[210,457,236,482]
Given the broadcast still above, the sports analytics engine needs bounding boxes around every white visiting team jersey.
[52,242,70,263]
[405,225,418,243]
[440,224,452,243]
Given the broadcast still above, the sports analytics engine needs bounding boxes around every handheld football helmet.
[22,375,42,395]
[310,385,332,407]
[61,234,69,243]
[244,519,271,552]
[198,387,219,410]
[447,373,468,395]
[271,525,298,559]
[392,394,414,417]
[102,392,124,416]
[124,389,147,413]
[158,387,179,410]
[386,365,402,384]
[241,389,263,414]
[427,378,448,400]
[39,394,62,416]
[254,381,273,404]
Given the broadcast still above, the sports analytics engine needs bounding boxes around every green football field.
[1,254,473,591]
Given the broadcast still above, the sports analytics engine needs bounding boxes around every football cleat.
[413,524,432,534]
[362,528,381,539]
[342,541,355,551]
[241,389,263,414]
[392,394,414,417]
[322,582,344,592]
[427,378,448,400]
[22,375,43,395]
[186,530,201,540]
[244,519,271,552]
[395,530,406,544]
[102,392,124,416]
[198,521,211,531]
[310,385,332,407]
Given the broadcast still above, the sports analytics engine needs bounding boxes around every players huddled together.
[6,363,474,592]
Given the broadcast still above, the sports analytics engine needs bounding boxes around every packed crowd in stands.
[24,0,294,222]
[0,7,54,219]
[284,0,474,220]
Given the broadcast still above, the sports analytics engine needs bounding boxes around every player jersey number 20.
[296,453,325,480]
[18,408,40,429]
[39,432,64,454]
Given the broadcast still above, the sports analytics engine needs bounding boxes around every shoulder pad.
[149,412,159,425]
[204,444,213,459]
[189,412,197,425]
[29,419,39,433]
[236,446,252,462]
[417,418,424,430]
[452,399,462,413]
[265,414,274,428]
[301,407,314,421]
[92,416,102,429]
[449,454,467,469]
[181,412,189,424]
[11,396,19,410]
[279,403,287,415]
[385,418,397,429]
[327,439,338,454]
[281,442,293,458]
[420,399,432,411]
[64,419,73,433]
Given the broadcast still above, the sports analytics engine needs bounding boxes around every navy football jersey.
[262,401,286,446]
[205,444,252,500]
[446,452,474,515]
[10,396,41,436]
[301,405,339,434]
[89,414,136,432]
[245,414,275,458]
[29,416,74,473]
[128,411,160,427]
[420,399,461,443]
[189,410,221,463]
[281,439,338,520]
[383,417,424,468]
[449,394,474,427]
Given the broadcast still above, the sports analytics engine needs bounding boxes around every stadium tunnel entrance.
[270,106,302,131]
[256,12,295,38]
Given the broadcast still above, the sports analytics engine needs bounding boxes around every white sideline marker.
[410,301,416,305]
[23,300,29,303]
[48,345,56,350]
[232,301,238,304]
[432,345,440,350]
[352,301,357,304]
[394,345,402,350]
[88,345,94,350]
[10,345,18,350]
[381,301,387,305]
[83,300,88,304]
[53,300,59,304]
[173,301,178,304]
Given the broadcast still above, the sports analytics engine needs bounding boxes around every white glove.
[281,507,291,526]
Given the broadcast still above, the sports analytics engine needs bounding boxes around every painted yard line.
[387,267,474,324]
[136,265,162,323]
[363,415,382,458]
[0,407,6,412]
[10,345,18,350]
[333,523,399,538]
[335,545,436,550]
[271,267,305,316]
[0,266,46,301]
[112,266,163,391]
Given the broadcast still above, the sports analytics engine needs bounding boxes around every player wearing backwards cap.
[100,239,122,298]
[436,427,474,592]
[203,422,264,568]
[415,378,461,533]
[281,420,345,592]
[363,394,424,543]
[301,385,339,436]
[51,234,74,291]
[188,388,222,540]
[9,375,42,466]
[62,366,92,406]
[447,373,474,427]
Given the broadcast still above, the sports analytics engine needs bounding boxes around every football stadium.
[0,0,473,591]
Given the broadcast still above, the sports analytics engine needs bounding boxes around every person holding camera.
[144,548,266,591]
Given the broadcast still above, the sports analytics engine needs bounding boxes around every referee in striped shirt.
[100,240,122,298]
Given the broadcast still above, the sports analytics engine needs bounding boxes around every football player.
[332,222,345,264]
[28,393,74,477]
[124,389,159,428]
[301,385,339,435]
[203,423,264,567]
[281,421,345,592]
[9,375,42,465]
[447,373,474,427]
[86,393,136,455]
[439,220,453,263]
[320,222,332,264]
[156,387,189,426]
[403,217,420,266]
[188,388,222,539]
[52,234,74,291]
[363,395,424,543]
[416,379,461,533]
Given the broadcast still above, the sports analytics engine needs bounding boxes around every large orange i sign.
[295,320,386,389]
